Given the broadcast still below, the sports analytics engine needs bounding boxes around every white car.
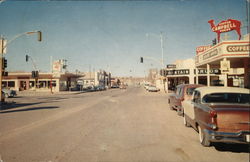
[147,85,159,92]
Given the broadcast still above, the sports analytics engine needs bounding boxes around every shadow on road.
[213,143,250,153]
[0,102,44,110]
[0,106,59,114]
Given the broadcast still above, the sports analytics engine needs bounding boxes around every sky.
[0,0,249,77]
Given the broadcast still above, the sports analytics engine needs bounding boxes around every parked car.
[2,88,17,98]
[168,84,204,116]
[119,84,127,89]
[147,85,159,92]
[144,83,150,90]
[111,84,119,88]
[183,87,250,147]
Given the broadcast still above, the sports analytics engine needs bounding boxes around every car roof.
[195,86,250,98]
[176,84,204,88]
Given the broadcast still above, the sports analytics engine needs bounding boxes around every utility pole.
[0,38,4,102]
[160,31,164,68]
[247,0,250,34]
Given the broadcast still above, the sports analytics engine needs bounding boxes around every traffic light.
[2,71,8,76]
[37,31,42,42]
[32,71,39,78]
[140,57,143,63]
[2,57,7,70]
[212,38,217,45]
[26,55,29,62]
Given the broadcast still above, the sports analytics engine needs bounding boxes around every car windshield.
[202,93,250,104]
[186,87,196,95]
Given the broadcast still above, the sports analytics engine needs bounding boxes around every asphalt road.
[0,86,249,162]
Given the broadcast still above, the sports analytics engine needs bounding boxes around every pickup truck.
[168,84,203,116]
[183,87,250,147]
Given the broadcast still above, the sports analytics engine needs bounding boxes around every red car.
[168,84,204,116]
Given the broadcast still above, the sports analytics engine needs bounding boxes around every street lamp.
[144,32,167,92]
[0,30,42,103]
[146,31,165,68]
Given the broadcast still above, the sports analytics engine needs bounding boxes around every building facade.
[195,34,249,88]
[2,72,82,92]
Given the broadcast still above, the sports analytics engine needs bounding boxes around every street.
[0,87,249,162]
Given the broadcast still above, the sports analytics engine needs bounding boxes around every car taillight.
[209,110,217,125]
[209,110,217,118]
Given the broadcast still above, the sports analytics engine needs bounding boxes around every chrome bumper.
[204,129,250,144]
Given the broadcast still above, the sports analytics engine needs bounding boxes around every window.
[193,90,201,104]
[203,93,250,104]
[176,87,181,96]
[8,81,15,87]
[2,81,7,87]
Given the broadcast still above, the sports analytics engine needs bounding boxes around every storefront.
[2,72,82,92]
[195,34,249,88]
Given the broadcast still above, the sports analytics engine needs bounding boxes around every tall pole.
[160,31,164,68]
[0,38,3,102]
[247,0,250,34]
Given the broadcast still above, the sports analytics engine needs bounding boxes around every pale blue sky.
[0,0,248,77]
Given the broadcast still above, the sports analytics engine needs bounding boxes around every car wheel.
[183,115,191,127]
[177,108,183,116]
[198,125,210,147]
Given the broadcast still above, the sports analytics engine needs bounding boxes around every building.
[2,71,83,92]
[195,34,249,88]
[77,70,111,88]
[160,34,249,90]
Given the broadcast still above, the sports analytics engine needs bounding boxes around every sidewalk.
[17,90,84,97]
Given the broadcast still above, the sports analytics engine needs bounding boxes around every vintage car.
[119,84,127,89]
[2,88,17,98]
[183,87,250,147]
[147,85,159,92]
[168,84,204,116]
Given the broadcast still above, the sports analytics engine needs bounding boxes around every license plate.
[246,135,250,142]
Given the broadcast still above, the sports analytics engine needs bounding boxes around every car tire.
[198,125,211,147]
[177,108,183,116]
[183,115,191,127]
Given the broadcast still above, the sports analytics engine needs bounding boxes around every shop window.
[29,81,35,88]
[8,81,15,87]
[2,81,7,87]
[49,80,56,87]
[39,81,47,88]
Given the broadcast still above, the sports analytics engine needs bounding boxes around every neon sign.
[208,19,241,43]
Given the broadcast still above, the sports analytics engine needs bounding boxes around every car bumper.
[204,129,250,144]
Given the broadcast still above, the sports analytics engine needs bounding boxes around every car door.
[192,90,202,128]
[174,86,182,108]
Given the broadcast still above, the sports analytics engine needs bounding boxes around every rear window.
[203,93,250,104]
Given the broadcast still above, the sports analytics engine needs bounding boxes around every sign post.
[0,38,6,102]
